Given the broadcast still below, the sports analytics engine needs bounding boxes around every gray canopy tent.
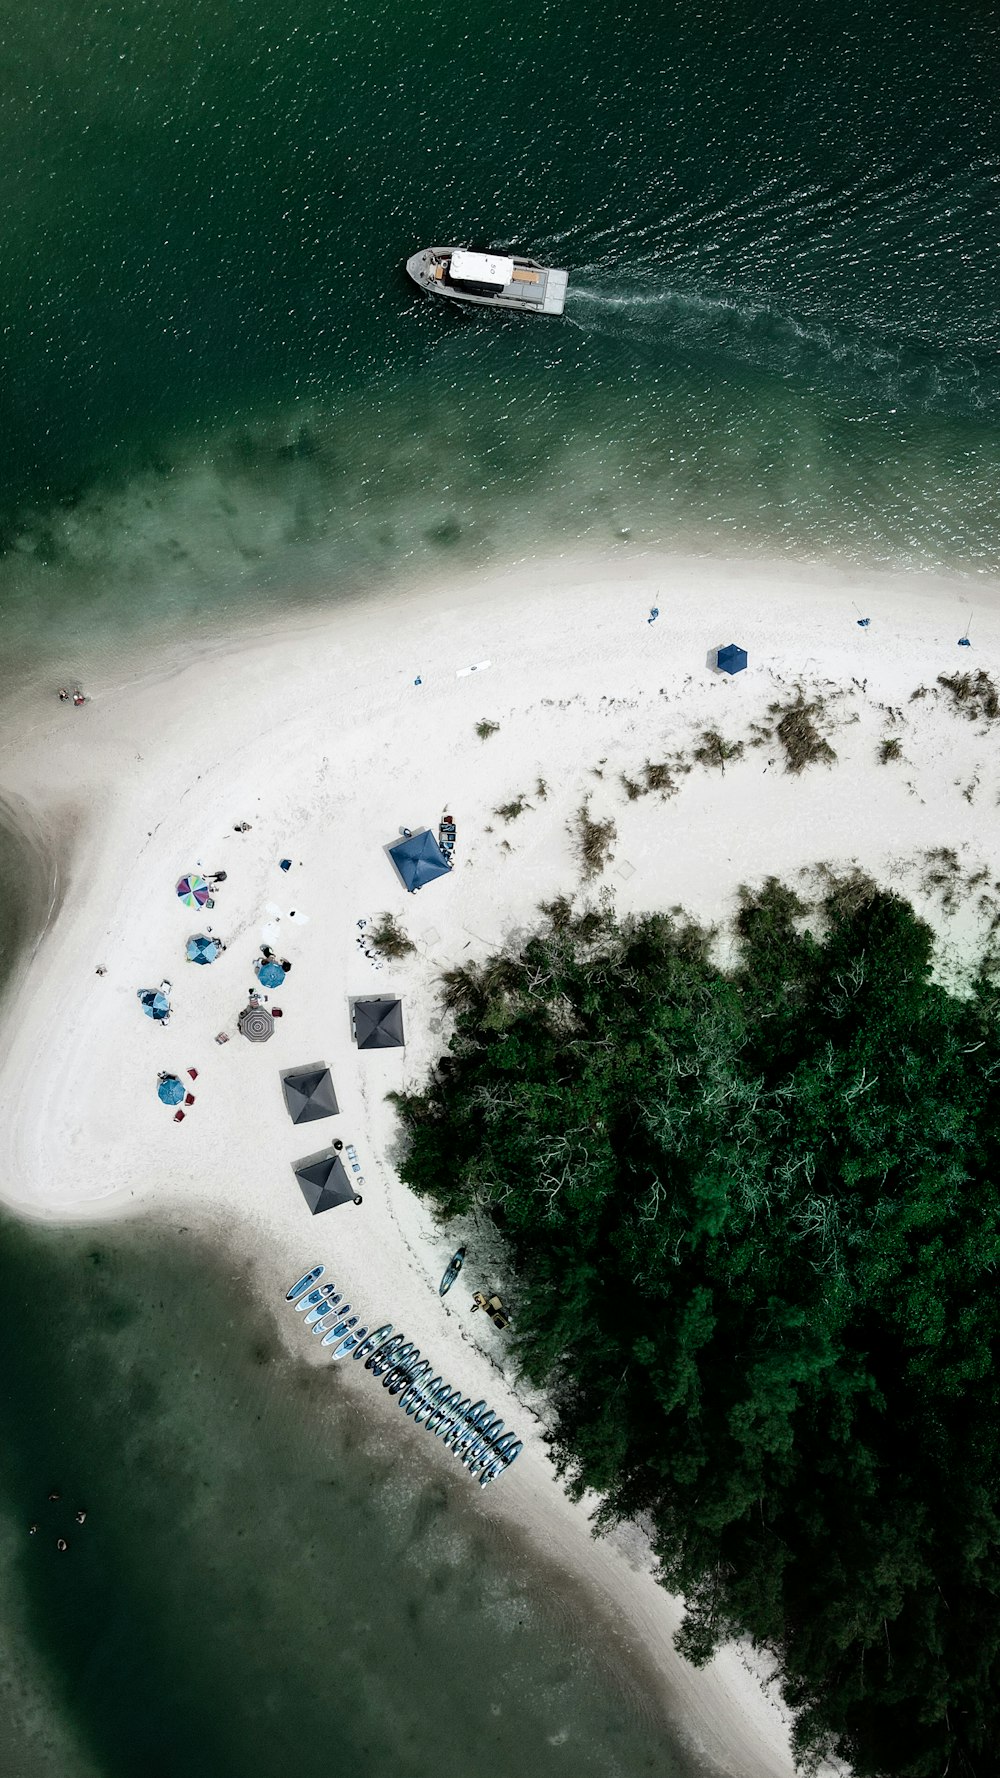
[353,998,404,1050]
[281,1065,339,1124]
[293,1148,361,1213]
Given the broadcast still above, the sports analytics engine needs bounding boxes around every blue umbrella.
[157,1075,185,1106]
[257,960,286,988]
[186,935,220,965]
[138,990,170,1021]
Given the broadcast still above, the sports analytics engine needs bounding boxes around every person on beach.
[72,691,86,706]
[57,688,69,701]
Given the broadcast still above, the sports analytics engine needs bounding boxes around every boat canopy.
[450,249,513,286]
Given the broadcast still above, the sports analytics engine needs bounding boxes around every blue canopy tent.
[717,644,748,675]
[157,1075,185,1106]
[388,829,451,893]
[186,935,220,965]
[138,989,170,1021]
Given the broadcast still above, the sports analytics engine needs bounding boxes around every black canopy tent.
[281,1065,339,1124]
[293,1148,361,1213]
[353,998,404,1050]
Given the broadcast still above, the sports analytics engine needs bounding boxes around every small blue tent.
[388,829,452,893]
[717,644,748,675]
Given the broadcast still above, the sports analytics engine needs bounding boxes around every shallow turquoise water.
[1,1,998,669]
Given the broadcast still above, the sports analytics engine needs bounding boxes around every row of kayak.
[287,1269,368,1357]
[361,1327,522,1486]
[285,1266,522,1485]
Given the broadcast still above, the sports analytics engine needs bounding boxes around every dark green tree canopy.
[391,880,1000,1778]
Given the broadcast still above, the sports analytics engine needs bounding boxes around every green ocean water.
[0,1217,699,1778]
[0,0,998,670]
[2,3,1000,1770]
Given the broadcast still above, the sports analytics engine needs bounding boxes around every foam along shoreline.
[2,547,998,1776]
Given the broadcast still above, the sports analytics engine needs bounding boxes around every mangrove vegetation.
[391,877,1000,1777]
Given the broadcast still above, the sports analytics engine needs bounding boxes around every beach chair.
[215,1032,229,1045]
[184,1093,195,1106]
[173,1110,185,1123]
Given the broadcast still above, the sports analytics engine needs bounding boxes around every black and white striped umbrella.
[239,1004,274,1042]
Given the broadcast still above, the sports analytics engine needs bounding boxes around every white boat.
[406,247,569,317]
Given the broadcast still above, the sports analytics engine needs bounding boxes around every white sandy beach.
[3,547,1000,1776]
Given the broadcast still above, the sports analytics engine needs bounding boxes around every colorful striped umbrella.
[257,960,285,988]
[186,934,220,965]
[176,874,211,907]
[157,1075,185,1105]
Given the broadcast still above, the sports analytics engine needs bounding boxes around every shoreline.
[2,545,999,1774]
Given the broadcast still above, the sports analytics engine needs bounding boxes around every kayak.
[438,1246,466,1297]
[286,1265,323,1301]
[329,1324,367,1358]
[296,1285,329,1314]
[353,1324,393,1364]
[312,1301,348,1336]
[304,1286,339,1324]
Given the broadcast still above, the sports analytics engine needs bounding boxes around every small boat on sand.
[286,1265,323,1301]
[406,248,569,317]
[438,1246,465,1296]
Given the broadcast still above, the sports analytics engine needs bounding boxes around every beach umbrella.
[257,960,286,988]
[157,1075,185,1106]
[281,1066,339,1124]
[388,830,451,893]
[239,1003,274,1043]
[186,935,220,965]
[138,989,170,1021]
[176,874,211,908]
[353,998,405,1050]
[717,644,748,675]
[293,1148,361,1214]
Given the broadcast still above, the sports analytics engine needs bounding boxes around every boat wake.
[566,277,1000,422]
